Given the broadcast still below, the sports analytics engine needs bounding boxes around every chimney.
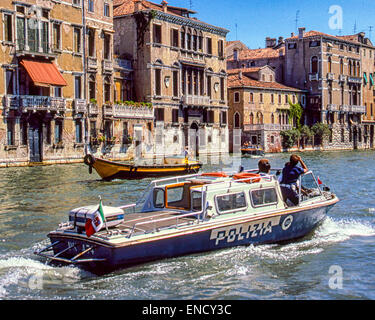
[278,36,284,44]
[134,0,142,12]
[291,32,295,37]
[298,27,305,39]
[239,70,242,79]
[161,0,168,12]
[265,37,276,48]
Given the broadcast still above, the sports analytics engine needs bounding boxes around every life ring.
[202,172,229,178]
[84,154,95,166]
[233,172,261,183]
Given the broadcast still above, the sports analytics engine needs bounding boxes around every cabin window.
[191,191,202,211]
[153,188,165,208]
[166,185,184,207]
[250,188,278,207]
[215,192,247,214]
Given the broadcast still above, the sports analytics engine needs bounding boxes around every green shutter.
[370,73,374,86]
[364,72,368,84]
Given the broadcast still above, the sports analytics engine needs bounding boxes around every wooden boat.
[241,146,265,157]
[35,168,339,275]
[83,154,202,180]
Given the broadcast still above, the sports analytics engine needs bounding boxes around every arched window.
[357,61,360,77]
[311,56,318,73]
[349,61,352,76]
[249,92,254,103]
[271,113,275,124]
[249,112,254,124]
[234,112,240,128]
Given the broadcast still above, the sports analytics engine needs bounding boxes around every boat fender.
[84,154,95,174]
[233,172,261,183]
[202,172,229,177]
[84,154,95,166]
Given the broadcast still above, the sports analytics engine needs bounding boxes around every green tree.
[311,122,331,145]
[299,125,313,147]
[280,128,301,149]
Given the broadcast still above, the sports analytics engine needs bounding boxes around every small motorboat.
[35,168,339,275]
[241,146,265,157]
[83,154,202,180]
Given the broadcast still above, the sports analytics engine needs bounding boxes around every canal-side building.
[0,0,139,167]
[227,66,306,153]
[113,0,230,157]
[284,28,374,150]
[227,37,285,83]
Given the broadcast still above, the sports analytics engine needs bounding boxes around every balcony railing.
[244,124,292,131]
[88,103,99,115]
[309,73,319,81]
[87,57,98,70]
[327,104,339,111]
[340,105,366,113]
[327,73,334,80]
[74,99,87,113]
[102,59,113,72]
[182,95,211,106]
[4,95,66,112]
[347,76,362,84]
[103,104,154,119]
[339,74,346,82]
[114,58,132,70]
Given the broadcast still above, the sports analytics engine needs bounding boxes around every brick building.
[227,66,305,153]
[113,0,229,157]
[0,0,141,167]
[284,28,375,150]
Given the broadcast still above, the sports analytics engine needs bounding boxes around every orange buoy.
[201,172,229,178]
[233,172,261,183]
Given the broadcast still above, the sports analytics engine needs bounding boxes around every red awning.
[20,59,67,87]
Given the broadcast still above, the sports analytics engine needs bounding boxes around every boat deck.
[110,210,199,237]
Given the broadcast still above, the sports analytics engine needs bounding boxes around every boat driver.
[279,154,308,206]
[257,159,271,175]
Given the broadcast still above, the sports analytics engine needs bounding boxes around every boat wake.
[0,244,92,299]
[243,216,375,263]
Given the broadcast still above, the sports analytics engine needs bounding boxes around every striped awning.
[20,59,67,87]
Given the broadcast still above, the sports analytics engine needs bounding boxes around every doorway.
[190,122,199,157]
[28,115,43,163]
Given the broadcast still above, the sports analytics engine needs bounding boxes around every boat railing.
[127,210,204,238]
[119,203,137,214]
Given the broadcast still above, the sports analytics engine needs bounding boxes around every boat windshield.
[299,172,322,202]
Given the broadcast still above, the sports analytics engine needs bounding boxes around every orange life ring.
[202,172,229,178]
[233,172,261,183]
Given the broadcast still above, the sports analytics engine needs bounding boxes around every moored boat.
[35,169,339,274]
[83,154,202,180]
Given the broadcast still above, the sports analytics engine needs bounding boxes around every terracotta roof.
[286,30,365,46]
[228,73,302,92]
[227,67,262,74]
[228,47,284,62]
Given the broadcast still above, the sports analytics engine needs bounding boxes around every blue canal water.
[0,151,374,300]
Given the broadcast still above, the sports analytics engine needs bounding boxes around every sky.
[166,0,375,49]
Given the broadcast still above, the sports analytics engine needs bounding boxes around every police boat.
[35,169,339,274]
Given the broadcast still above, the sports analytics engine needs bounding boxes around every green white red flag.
[85,200,105,237]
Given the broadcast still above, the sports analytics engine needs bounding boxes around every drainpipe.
[82,0,88,155]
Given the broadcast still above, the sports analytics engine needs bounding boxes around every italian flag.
[85,200,105,237]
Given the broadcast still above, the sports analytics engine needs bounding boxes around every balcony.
[340,105,366,113]
[114,58,132,70]
[103,104,154,119]
[88,103,99,116]
[309,73,319,81]
[347,76,362,84]
[73,99,87,113]
[182,95,211,106]
[4,95,66,112]
[327,104,339,111]
[327,73,334,81]
[244,124,292,131]
[87,57,98,70]
[102,59,113,73]
[339,74,346,82]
